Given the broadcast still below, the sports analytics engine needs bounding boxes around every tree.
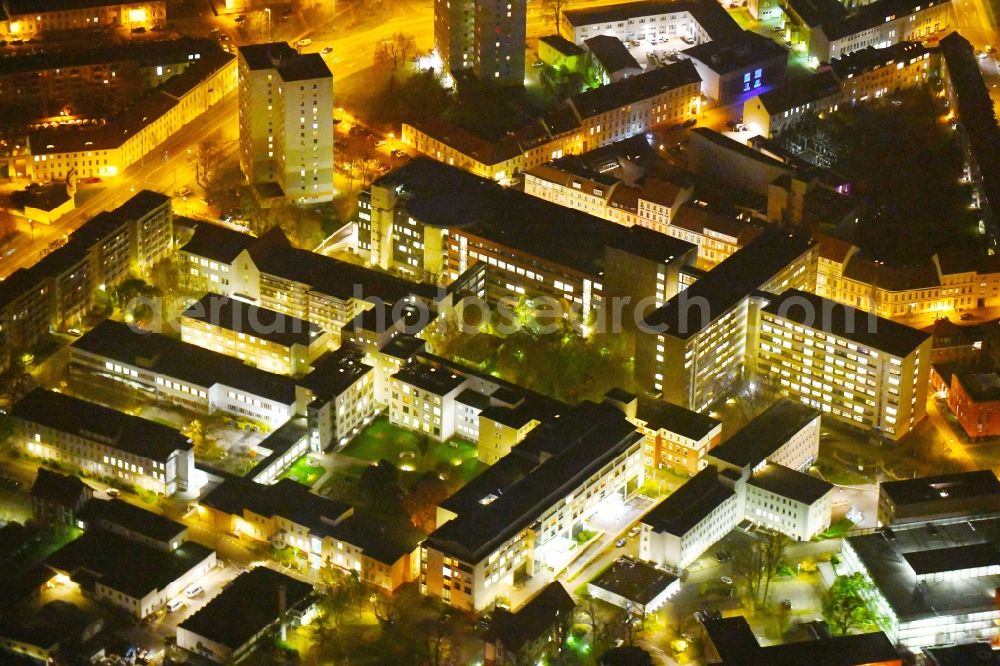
[541,0,569,33]
[732,531,788,610]
[823,573,883,636]
[373,32,416,74]
[402,472,449,532]
[183,413,228,459]
[194,136,224,189]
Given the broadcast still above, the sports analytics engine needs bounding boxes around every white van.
[184,585,203,598]
[166,598,185,613]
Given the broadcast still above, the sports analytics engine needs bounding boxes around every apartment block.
[744,42,937,138]
[29,468,93,529]
[237,42,333,203]
[12,389,195,496]
[70,320,306,429]
[434,0,527,85]
[0,0,165,39]
[604,388,722,475]
[707,398,822,475]
[561,0,743,47]
[422,402,644,611]
[756,289,931,440]
[24,50,236,182]
[0,190,171,358]
[636,229,816,411]
[298,346,376,450]
[199,477,420,590]
[180,226,438,345]
[744,462,834,538]
[180,293,330,376]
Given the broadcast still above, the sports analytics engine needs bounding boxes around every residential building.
[942,369,1000,439]
[840,516,1000,648]
[561,1,744,47]
[702,615,901,665]
[237,42,334,203]
[198,477,421,589]
[298,346,376,450]
[667,203,764,267]
[433,0,526,85]
[483,582,576,666]
[707,398,822,474]
[45,528,216,618]
[77,498,188,552]
[0,0,165,39]
[679,31,788,104]
[878,470,1000,527]
[29,468,93,528]
[70,319,306,429]
[177,568,315,663]
[537,34,586,73]
[178,222,255,292]
[12,388,195,496]
[0,601,103,666]
[923,642,1000,665]
[0,190,171,358]
[744,462,834,538]
[635,228,816,411]
[604,388,722,475]
[756,289,931,440]
[584,35,642,84]
[941,33,1000,239]
[423,401,644,611]
[23,50,236,182]
[180,293,330,376]
[743,42,937,138]
[401,61,701,181]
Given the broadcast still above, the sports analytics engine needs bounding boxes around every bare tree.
[733,531,789,610]
[373,32,417,73]
[542,0,569,34]
[194,136,223,189]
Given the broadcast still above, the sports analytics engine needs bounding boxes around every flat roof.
[682,32,787,75]
[0,600,97,653]
[589,557,677,605]
[46,528,213,600]
[182,293,321,347]
[12,389,192,462]
[846,517,1000,622]
[484,582,575,651]
[392,362,465,396]
[761,289,931,357]
[78,498,186,544]
[29,468,89,508]
[830,41,933,79]
[923,642,1000,665]
[71,320,299,405]
[642,466,734,536]
[424,403,642,562]
[564,0,743,42]
[238,42,331,81]
[748,463,832,505]
[708,398,818,470]
[606,225,697,265]
[903,542,1000,576]
[6,0,159,14]
[298,346,373,400]
[881,470,1000,506]
[538,34,586,56]
[757,71,841,114]
[0,37,220,77]
[178,567,312,650]
[824,0,946,41]
[702,615,900,665]
[644,228,813,338]
[956,371,1000,402]
[584,35,642,74]
[634,396,720,441]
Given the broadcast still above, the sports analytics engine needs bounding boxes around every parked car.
[297,38,312,47]
[961,312,975,320]
[106,487,120,497]
[532,60,544,67]
[374,139,386,147]
[627,526,640,538]
[682,118,697,128]
[615,538,627,548]
[234,14,245,23]
[175,186,192,198]
[391,149,407,158]
[281,8,294,18]
[67,328,82,337]
[321,46,333,55]
[83,176,102,184]
[184,585,203,598]
[131,26,146,33]
[166,598,185,612]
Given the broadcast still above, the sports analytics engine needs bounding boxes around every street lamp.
[263,7,271,41]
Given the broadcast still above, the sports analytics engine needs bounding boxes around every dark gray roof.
[236,42,332,83]
[182,293,321,347]
[642,466,733,536]
[0,37,221,76]
[485,582,576,651]
[634,396,719,441]
[6,0,152,14]
[46,528,213,600]
[569,61,701,119]
[881,470,1000,506]
[538,34,586,57]
[298,347,373,400]
[78,498,186,544]
[13,389,192,462]
[178,568,313,649]
[748,463,832,504]
[708,399,819,470]
[644,229,813,338]
[29,468,89,508]
[564,0,743,42]
[392,362,465,395]
[824,0,947,40]
[584,35,642,74]
[424,403,642,562]
[829,41,933,79]
[757,71,840,114]
[71,320,299,405]
[589,557,678,606]
[179,222,257,264]
[681,32,787,75]
[761,289,931,357]
[923,642,1000,666]
[903,542,1000,576]
[606,226,697,265]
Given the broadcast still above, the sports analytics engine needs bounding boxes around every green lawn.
[340,416,484,484]
[280,454,325,487]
